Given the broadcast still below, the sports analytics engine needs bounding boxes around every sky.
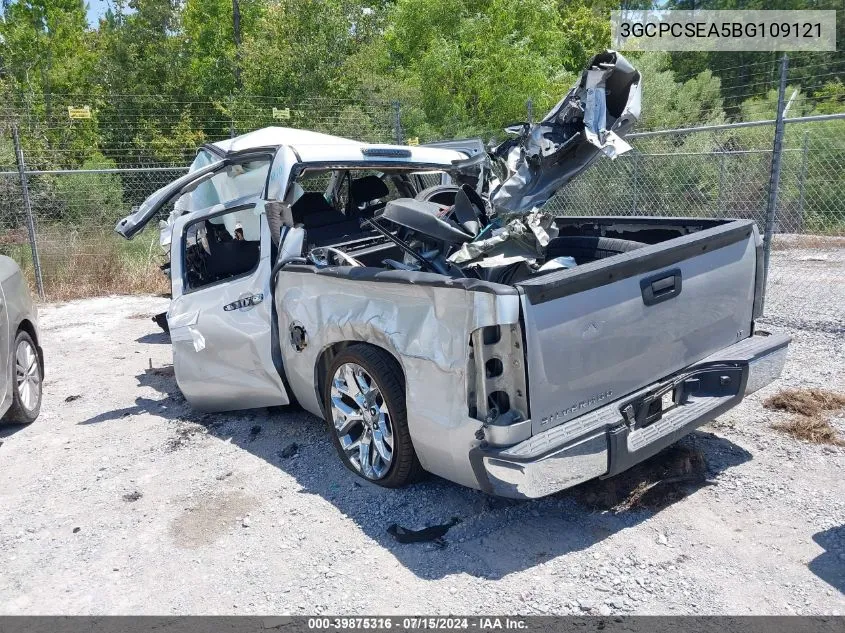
[85,0,114,26]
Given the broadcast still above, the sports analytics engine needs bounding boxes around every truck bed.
[516,217,763,436]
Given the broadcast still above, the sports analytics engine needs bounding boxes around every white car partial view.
[0,256,43,427]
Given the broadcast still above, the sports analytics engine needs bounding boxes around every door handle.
[223,293,264,312]
[640,269,682,306]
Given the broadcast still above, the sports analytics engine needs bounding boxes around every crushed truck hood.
[490,50,642,215]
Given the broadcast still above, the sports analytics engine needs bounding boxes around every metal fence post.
[796,130,810,230]
[391,101,403,144]
[761,54,789,310]
[228,95,236,139]
[631,152,639,213]
[717,152,726,217]
[11,125,45,300]
[526,98,534,125]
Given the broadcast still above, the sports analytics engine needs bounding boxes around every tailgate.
[516,220,760,436]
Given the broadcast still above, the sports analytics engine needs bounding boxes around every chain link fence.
[0,82,843,332]
[0,96,401,298]
[547,113,845,332]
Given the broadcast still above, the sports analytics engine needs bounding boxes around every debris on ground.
[764,388,845,445]
[570,442,711,512]
[387,517,462,546]
[72,527,80,534]
[278,442,298,459]
[152,312,170,333]
[122,491,143,502]
[763,387,845,417]
[64,395,81,403]
[773,416,845,446]
[249,425,262,441]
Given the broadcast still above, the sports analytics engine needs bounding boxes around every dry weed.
[764,388,845,446]
[16,230,168,301]
[570,443,710,512]
[772,416,845,446]
[764,388,845,417]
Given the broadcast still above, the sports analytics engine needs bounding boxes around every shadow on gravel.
[78,364,188,425]
[809,525,845,594]
[0,423,30,439]
[85,357,753,580]
[136,332,171,345]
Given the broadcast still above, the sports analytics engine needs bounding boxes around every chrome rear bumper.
[475,332,790,499]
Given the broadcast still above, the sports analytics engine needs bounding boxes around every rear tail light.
[467,323,528,426]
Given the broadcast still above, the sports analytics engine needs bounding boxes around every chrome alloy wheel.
[329,362,394,480]
[15,338,40,412]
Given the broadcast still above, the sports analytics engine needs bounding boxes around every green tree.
[183,0,264,99]
[344,0,613,141]
[0,0,99,168]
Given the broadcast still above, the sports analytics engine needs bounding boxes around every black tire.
[323,344,423,488]
[545,235,646,264]
[2,330,42,425]
[415,184,460,206]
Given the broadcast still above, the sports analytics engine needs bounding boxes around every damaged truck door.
[124,150,290,412]
[168,195,289,412]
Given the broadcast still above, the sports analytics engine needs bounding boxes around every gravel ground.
[0,293,843,616]
[766,237,845,333]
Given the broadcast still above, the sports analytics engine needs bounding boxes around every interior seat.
[291,191,361,245]
[203,221,260,281]
[350,175,390,218]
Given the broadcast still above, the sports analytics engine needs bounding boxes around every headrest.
[350,175,389,203]
[291,192,336,223]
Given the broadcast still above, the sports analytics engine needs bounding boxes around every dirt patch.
[569,442,710,513]
[128,313,154,320]
[166,421,208,452]
[170,490,258,549]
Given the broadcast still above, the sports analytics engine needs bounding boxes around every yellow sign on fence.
[272,107,291,120]
[407,137,420,146]
[67,106,92,120]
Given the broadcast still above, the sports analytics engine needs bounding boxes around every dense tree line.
[0,0,842,234]
[1,0,842,168]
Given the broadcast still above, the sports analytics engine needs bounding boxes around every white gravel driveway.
[0,294,843,615]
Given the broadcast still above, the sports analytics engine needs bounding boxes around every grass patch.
[1,227,168,301]
[772,416,845,447]
[764,388,845,446]
[763,388,845,417]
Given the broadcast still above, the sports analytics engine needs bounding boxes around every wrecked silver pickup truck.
[116,52,789,498]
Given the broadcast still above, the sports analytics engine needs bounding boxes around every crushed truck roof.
[209,126,466,165]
